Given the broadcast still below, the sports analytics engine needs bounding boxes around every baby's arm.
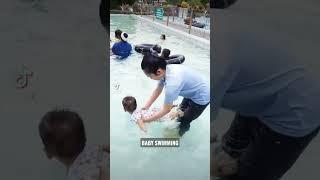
[137,119,147,133]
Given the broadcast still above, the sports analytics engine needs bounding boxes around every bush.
[162,2,168,6]
[181,1,189,8]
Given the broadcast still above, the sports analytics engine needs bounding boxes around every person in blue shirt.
[139,53,210,136]
[211,0,320,179]
[111,32,132,59]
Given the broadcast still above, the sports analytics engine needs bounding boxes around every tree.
[167,0,180,5]
[188,0,202,7]
[200,0,209,5]
[111,0,136,10]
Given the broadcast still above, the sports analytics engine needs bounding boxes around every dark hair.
[115,29,122,39]
[141,53,167,74]
[122,96,137,113]
[39,109,86,159]
[161,49,171,59]
[161,34,166,40]
[152,44,162,54]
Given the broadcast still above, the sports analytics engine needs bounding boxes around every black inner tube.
[166,55,185,64]
[135,44,161,54]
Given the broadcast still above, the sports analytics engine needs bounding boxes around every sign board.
[155,7,164,20]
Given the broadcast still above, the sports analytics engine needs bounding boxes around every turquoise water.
[110,14,210,180]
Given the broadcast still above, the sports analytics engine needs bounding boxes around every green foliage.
[200,0,209,5]
[180,1,189,8]
[167,0,180,5]
[188,0,202,7]
[111,0,136,10]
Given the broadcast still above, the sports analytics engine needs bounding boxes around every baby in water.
[39,109,109,180]
[122,96,183,133]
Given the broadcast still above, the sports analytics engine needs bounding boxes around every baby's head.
[122,96,137,114]
[38,109,86,166]
[160,34,166,40]
[161,48,171,59]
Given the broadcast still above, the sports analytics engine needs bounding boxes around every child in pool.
[122,96,183,133]
[113,29,122,42]
[111,32,132,59]
[39,109,109,180]
[160,48,171,60]
[160,34,166,40]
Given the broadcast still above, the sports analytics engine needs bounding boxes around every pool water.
[110,14,210,180]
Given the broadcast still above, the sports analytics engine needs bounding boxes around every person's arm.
[211,44,240,145]
[143,85,164,109]
[137,119,147,133]
[143,104,173,123]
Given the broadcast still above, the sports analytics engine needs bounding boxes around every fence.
[127,5,210,39]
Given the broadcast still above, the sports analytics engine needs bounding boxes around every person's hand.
[138,117,148,133]
[138,117,144,124]
[169,111,181,120]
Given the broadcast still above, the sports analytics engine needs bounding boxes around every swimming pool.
[110,14,210,180]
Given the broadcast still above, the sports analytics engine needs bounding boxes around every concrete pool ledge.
[133,15,210,50]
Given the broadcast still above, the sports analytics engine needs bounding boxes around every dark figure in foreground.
[212,0,320,179]
[39,109,109,180]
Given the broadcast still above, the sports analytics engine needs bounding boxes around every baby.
[122,96,183,133]
[39,109,109,180]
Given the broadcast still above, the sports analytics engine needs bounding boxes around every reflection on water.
[110,14,210,180]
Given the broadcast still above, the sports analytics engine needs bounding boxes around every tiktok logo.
[16,66,34,89]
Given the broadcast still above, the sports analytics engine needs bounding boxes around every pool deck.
[134,15,210,49]
[145,15,210,39]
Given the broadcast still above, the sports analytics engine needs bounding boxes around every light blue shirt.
[158,64,210,105]
[212,1,320,137]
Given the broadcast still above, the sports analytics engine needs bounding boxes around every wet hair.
[115,29,122,39]
[38,109,86,159]
[161,49,171,59]
[141,53,167,75]
[152,44,162,54]
[160,34,166,40]
[122,96,137,113]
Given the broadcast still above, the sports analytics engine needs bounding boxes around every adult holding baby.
[139,53,210,136]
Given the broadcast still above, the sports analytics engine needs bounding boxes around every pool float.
[166,55,185,64]
[184,18,206,28]
[134,44,162,54]
[111,41,132,59]
[192,22,206,28]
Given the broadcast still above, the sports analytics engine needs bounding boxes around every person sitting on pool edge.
[38,109,109,180]
[122,96,183,133]
[111,32,132,59]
